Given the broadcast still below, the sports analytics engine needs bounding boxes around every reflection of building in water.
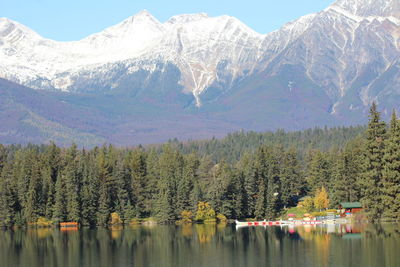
[340,224,363,239]
[327,224,336,234]
[284,223,365,238]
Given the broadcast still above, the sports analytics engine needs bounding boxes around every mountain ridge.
[0,0,399,145]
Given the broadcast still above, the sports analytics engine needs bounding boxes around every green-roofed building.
[340,202,363,214]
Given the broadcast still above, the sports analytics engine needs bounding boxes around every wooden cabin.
[340,202,363,214]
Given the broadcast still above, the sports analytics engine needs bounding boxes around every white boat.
[235,220,286,227]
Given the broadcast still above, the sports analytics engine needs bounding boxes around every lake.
[0,223,399,267]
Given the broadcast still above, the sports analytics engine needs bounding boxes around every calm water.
[0,223,399,267]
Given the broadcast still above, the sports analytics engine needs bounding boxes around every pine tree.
[233,170,247,219]
[254,147,268,219]
[254,178,266,219]
[42,142,61,219]
[96,147,113,226]
[52,173,67,224]
[129,149,147,217]
[306,150,330,194]
[81,151,99,226]
[381,111,400,220]
[24,159,42,223]
[177,153,198,214]
[330,151,348,206]
[280,147,303,208]
[361,102,386,221]
[0,162,18,227]
[97,182,111,226]
[240,153,257,218]
[207,160,235,218]
[331,139,364,206]
[114,156,132,222]
[143,149,159,216]
[155,145,179,222]
[15,150,33,223]
[124,199,135,224]
[64,144,82,222]
[264,147,281,219]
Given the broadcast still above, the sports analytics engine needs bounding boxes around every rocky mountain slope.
[0,0,399,145]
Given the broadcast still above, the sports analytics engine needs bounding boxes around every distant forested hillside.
[162,126,366,162]
[0,106,399,227]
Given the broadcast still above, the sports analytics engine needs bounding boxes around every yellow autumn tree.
[194,202,216,222]
[179,210,193,224]
[109,212,123,225]
[314,187,329,211]
[302,197,315,213]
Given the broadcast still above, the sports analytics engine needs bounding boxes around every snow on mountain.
[0,11,266,105]
[332,0,399,18]
[0,0,399,109]
[1,0,400,145]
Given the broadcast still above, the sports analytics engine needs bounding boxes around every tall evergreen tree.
[280,147,303,208]
[254,147,268,219]
[96,147,113,226]
[81,151,99,226]
[381,111,400,220]
[331,139,363,206]
[97,181,111,226]
[129,149,147,217]
[114,156,132,222]
[64,144,82,222]
[264,147,281,219]
[306,150,330,194]
[143,149,159,216]
[233,170,247,219]
[361,102,386,221]
[24,158,42,223]
[52,173,67,224]
[240,153,257,218]
[0,162,18,226]
[177,153,198,213]
[155,146,179,222]
[208,160,235,218]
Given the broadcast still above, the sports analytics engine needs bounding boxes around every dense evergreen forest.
[162,125,366,163]
[0,103,399,227]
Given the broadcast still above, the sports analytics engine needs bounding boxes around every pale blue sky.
[1,0,335,41]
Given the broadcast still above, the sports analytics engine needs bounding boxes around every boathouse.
[340,202,363,214]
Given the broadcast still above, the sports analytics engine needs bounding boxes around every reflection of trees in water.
[362,223,400,267]
[181,224,193,238]
[0,224,398,267]
[365,223,400,238]
[195,224,216,244]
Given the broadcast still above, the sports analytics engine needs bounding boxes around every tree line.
[0,103,399,227]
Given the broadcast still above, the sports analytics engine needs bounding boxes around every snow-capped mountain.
[0,0,399,145]
[0,10,265,106]
[270,0,400,116]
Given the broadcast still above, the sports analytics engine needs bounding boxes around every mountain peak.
[123,10,161,25]
[131,10,157,20]
[0,17,40,40]
[332,0,400,17]
[166,13,209,25]
[81,10,163,47]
